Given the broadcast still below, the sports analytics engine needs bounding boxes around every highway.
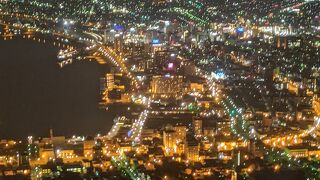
[97,46,141,90]
[105,116,127,140]
[130,110,149,145]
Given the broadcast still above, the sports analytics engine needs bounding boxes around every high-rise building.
[192,117,203,137]
[185,134,200,162]
[163,126,177,156]
[106,73,124,91]
[103,73,127,103]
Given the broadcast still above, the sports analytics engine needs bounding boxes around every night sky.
[0,39,114,139]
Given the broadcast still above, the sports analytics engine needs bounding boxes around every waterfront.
[0,1,319,179]
[0,39,113,139]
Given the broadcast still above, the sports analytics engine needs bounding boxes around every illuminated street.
[0,0,320,179]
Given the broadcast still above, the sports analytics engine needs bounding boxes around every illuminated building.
[114,33,124,54]
[203,127,215,139]
[188,82,204,93]
[106,73,124,91]
[276,36,288,49]
[216,120,231,136]
[192,117,202,137]
[118,142,132,153]
[104,29,116,43]
[173,125,187,143]
[38,147,55,164]
[296,108,314,121]
[216,137,247,152]
[56,149,81,164]
[286,146,309,158]
[83,138,95,160]
[163,126,177,156]
[313,95,320,116]
[152,50,180,74]
[276,35,302,49]
[150,75,183,98]
[173,125,187,155]
[103,73,129,103]
[16,166,31,177]
[185,134,200,162]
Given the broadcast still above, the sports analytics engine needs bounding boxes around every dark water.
[0,39,115,139]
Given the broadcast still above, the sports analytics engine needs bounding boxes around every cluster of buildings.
[0,0,320,179]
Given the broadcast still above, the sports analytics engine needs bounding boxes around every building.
[83,138,95,160]
[163,127,177,156]
[185,134,200,162]
[152,50,180,74]
[313,95,320,116]
[216,119,231,136]
[56,149,82,164]
[114,34,124,54]
[192,117,203,137]
[37,146,55,165]
[188,82,204,93]
[173,125,187,143]
[102,73,129,103]
[150,75,183,98]
[106,73,124,91]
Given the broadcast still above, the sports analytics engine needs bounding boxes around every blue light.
[128,129,133,137]
[151,38,160,44]
[114,24,124,31]
[236,27,245,33]
[212,70,225,79]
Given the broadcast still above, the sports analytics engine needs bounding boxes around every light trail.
[105,116,126,140]
[97,46,140,90]
[173,7,208,26]
[130,109,149,145]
